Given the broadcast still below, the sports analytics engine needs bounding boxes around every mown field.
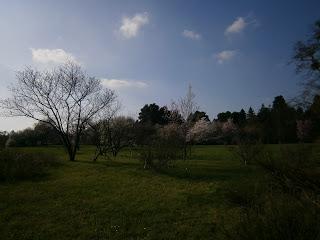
[0,145,316,239]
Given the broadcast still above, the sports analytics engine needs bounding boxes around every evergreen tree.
[247,107,256,122]
[271,96,297,143]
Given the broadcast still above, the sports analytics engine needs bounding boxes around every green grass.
[0,145,302,239]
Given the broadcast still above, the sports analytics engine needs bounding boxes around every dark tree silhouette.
[188,110,210,123]
[271,96,297,143]
[231,109,247,126]
[247,107,256,122]
[292,20,320,104]
[138,103,169,125]
[305,95,320,138]
[217,111,232,122]
[0,131,8,148]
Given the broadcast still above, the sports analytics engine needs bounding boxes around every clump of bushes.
[138,123,185,169]
[232,141,264,165]
[224,178,269,209]
[256,144,320,199]
[222,192,320,240]
[223,143,320,239]
[0,149,59,181]
[232,127,264,165]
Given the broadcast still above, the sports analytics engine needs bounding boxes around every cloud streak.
[119,12,149,39]
[31,48,77,64]
[215,50,237,64]
[101,78,148,89]
[182,29,202,40]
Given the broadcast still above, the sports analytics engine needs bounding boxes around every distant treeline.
[1,93,319,148]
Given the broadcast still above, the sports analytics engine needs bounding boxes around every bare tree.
[171,84,199,159]
[292,20,320,106]
[91,115,135,161]
[90,104,120,162]
[1,61,117,161]
[178,84,199,121]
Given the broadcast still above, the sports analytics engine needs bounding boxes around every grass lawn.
[0,145,295,239]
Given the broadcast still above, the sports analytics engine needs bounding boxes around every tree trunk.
[92,147,101,162]
[58,133,76,161]
[68,149,76,161]
[144,159,149,169]
[67,143,77,162]
[69,154,75,161]
[183,144,187,160]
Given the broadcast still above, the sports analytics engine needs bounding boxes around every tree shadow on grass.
[74,158,140,169]
[182,190,225,208]
[74,157,255,184]
[0,171,54,184]
[156,165,254,182]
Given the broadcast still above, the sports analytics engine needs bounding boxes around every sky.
[0,0,319,131]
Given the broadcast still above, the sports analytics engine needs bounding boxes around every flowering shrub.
[187,118,212,144]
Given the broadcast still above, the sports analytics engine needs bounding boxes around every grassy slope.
[0,145,262,240]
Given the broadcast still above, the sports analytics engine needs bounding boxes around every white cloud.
[225,16,259,36]
[31,48,76,64]
[119,12,149,39]
[225,17,247,35]
[182,29,202,40]
[215,50,237,64]
[101,79,148,89]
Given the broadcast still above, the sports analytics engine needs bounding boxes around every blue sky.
[0,0,319,130]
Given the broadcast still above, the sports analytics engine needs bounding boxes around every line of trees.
[1,88,320,157]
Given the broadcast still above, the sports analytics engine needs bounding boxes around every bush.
[222,179,320,240]
[139,124,184,169]
[0,131,8,148]
[223,195,320,240]
[224,179,268,209]
[232,127,265,165]
[232,141,264,165]
[221,144,320,240]
[256,144,320,199]
[0,149,59,181]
